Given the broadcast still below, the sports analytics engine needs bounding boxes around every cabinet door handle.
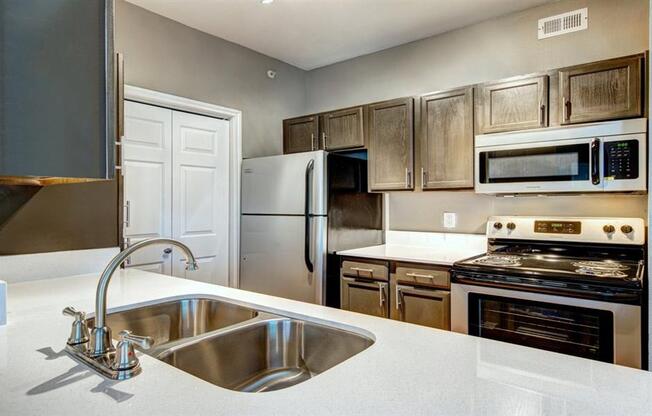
[378,282,386,308]
[539,103,546,127]
[405,168,412,188]
[321,132,327,149]
[563,97,571,122]
[310,133,315,151]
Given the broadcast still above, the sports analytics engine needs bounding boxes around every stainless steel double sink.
[86,297,374,392]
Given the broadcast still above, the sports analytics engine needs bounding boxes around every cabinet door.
[478,75,548,133]
[390,282,450,330]
[420,87,474,189]
[560,56,642,124]
[341,277,389,318]
[321,106,365,151]
[283,116,318,154]
[368,98,414,191]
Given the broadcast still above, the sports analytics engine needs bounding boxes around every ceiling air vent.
[538,8,588,40]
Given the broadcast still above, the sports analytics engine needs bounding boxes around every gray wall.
[115,0,307,158]
[304,0,650,233]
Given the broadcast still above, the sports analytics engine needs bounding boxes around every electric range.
[451,216,646,369]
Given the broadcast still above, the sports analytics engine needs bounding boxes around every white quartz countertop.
[3,270,652,415]
[337,231,486,265]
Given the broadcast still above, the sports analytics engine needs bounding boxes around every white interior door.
[122,101,173,274]
[171,111,230,285]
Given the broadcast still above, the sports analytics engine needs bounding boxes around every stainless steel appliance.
[474,118,647,194]
[451,216,645,368]
[240,151,383,305]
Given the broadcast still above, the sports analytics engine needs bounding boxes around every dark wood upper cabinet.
[559,55,642,125]
[420,87,474,190]
[478,75,548,133]
[321,106,365,151]
[368,98,414,191]
[283,115,319,154]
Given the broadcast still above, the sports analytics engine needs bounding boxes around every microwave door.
[475,138,602,194]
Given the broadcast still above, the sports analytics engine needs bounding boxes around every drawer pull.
[350,267,375,277]
[378,282,386,307]
[405,272,434,279]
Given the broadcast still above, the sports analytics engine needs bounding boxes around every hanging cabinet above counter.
[281,52,645,193]
[0,0,119,185]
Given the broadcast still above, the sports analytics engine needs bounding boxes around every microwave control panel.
[604,140,638,180]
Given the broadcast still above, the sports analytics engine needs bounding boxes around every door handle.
[163,248,172,255]
[304,159,314,273]
[591,138,601,185]
[378,282,386,308]
[321,132,327,149]
[563,97,571,122]
[405,168,412,188]
[310,133,315,151]
[421,167,427,188]
[539,103,546,127]
[124,201,131,228]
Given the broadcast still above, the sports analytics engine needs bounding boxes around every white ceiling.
[126,0,554,70]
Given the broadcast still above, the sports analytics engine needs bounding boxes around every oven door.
[475,138,600,194]
[451,283,641,368]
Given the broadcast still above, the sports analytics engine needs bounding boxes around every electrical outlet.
[443,212,457,229]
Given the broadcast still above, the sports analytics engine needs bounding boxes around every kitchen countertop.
[337,231,486,265]
[3,269,652,415]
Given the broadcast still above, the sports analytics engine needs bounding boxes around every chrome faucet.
[63,238,199,379]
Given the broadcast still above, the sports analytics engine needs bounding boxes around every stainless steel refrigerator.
[240,150,383,305]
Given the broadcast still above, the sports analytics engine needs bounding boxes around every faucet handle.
[62,306,89,346]
[113,330,154,371]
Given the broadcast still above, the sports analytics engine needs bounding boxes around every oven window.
[478,143,590,183]
[468,294,614,363]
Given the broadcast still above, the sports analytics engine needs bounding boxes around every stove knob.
[603,225,615,234]
[493,222,503,230]
[621,225,634,234]
[506,222,516,231]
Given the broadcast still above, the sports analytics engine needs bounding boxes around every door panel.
[420,87,474,189]
[240,215,325,304]
[368,98,414,191]
[390,281,450,330]
[478,75,548,133]
[341,277,388,318]
[560,56,642,124]
[241,151,326,215]
[172,111,230,286]
[123,101,173,274]
[283,115,319,154]
[322,106,365,150]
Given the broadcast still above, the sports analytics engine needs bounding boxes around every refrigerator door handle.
[304,159,315,273]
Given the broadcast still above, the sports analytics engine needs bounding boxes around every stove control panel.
[487,216,645,245]
[534,220,581,234]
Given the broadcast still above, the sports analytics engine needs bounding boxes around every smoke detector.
[538,8,588,40]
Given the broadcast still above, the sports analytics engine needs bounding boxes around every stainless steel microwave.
[474,118,647,194]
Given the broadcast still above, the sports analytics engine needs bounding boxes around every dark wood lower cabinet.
[367,98,414,191]
[340,258,451,330]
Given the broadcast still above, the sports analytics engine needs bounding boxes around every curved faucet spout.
[90,238,198,355]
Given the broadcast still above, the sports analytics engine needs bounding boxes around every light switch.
[443,212,457,229]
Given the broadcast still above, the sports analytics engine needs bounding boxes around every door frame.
[123,85,243,288]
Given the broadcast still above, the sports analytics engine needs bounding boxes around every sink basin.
[89,296,374,392]
[87,297,258,352]
[158,317,374,392]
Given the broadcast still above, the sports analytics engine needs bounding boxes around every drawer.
[394,266,450,289]
[341,260,388,281]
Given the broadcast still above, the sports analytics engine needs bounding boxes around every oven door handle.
[591,138,601,185]
[453,275,637,302]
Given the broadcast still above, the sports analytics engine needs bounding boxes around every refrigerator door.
[241,151,326,215]
[240,214,326,304]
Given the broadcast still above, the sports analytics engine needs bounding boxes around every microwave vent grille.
[538,8,588,39]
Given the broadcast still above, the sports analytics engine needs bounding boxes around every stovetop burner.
[471,255,522,267]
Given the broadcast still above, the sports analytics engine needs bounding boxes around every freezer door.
[240,215,326,304]
[241,151,326,215]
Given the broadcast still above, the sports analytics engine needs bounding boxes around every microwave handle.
[591,138,600,185]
